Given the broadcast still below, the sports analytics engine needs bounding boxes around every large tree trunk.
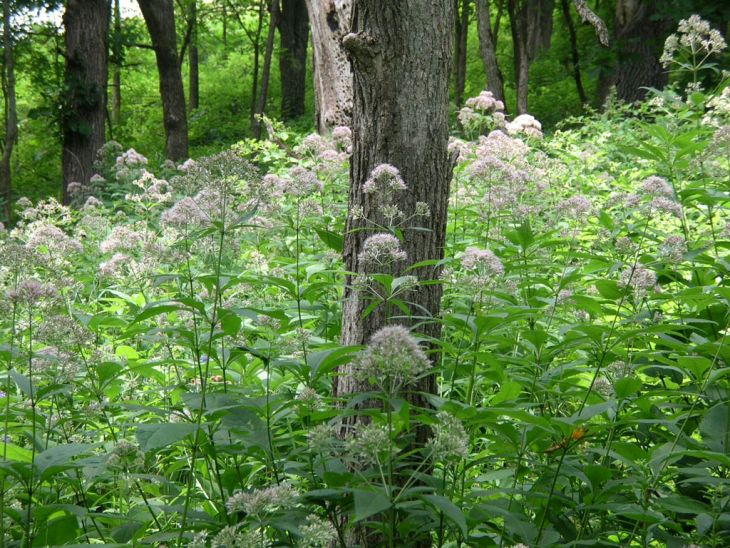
[561,0,587,105]
[138,0,189,161]
[62,0,109,204]
[476,0,506,104]
[338,0,455,427]
[454,0,470,106]
[1,0,17,222]
[596,0,670,105]
[278,0,309,120]
[252,0,280,139]
[189,0,199,111]
[304,0,352,133]
[111,0,122,124]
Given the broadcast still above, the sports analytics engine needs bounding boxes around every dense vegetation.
[1,2,730,548]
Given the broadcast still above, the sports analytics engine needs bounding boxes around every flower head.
[354,325,430,391]
[426,412,469,462]
[358,233,407,270]
[362,164,407,195]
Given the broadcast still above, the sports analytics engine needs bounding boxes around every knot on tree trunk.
[342,31,379,66]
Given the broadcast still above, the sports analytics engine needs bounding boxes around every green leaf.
[353,488,391,522]
[36,443,94,474]
[491,381,522,404]
[423,494,467,536]
[700,403,730,455]
[315,228,343,252]
[219,309,242,337]
[115,345,139,360]
[136,423,198,452]
[614,377,642,399]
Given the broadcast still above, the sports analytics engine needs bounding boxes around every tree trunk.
[338,0,455,428]
[596,0,670,106]
[189,0,199,111]
[111,0,122,124]
[561,0,587,105]
[454,0,470,106]
[508,0,529,113]
[249,1,264,122]
[476,0,506,104]
[138,0,189,161]
[305,0,352,133]
[278,0,309,120]
[508,0,554,114]
[1,0,17,222]
[61,0,109,204]
[252,0,280,139]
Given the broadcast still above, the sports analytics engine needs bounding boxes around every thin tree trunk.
[222,3,227,46]
[249,0,264,123]
[62,0,110,203]
[561,0,587,105]
[111,0,122,124]
[1,0,17,222]
[305,0,352,132]
[476,0,506,104]
[189,0,199,111]
[508,0,529,114]
[278,0,309,120]
[339,0,455,452]
[138,0,189,160]
[454,0,470,106]
[252,0,280,139]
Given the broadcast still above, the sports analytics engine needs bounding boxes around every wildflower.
[650,196,683,218]
[226,483,297,516]
[607,360,631,379]
[100,226,144,253]
[161,197,208,228]
[178,158,198,171]
[557,195,592,220]
[659,235,687,263]
[299,515,337,547]
[24,223,83,255]
[331,125,352,150]
[188,531,208,548]
[7,279,56,306]
[107,440,144,471]
[285,166,323,196]
[307,424,337,454]
[592,376,613,397]
[505,114,543,139]
[461,247,504,275]
[354,325,430,391]
[641,176,673,197]
[465,90,502,113]
[458,106,480,127]
[296,386,322,410]
[67,182,83,195]
[619,265,657,299]
[615,236,635,255]
[557,289,573,303]
[358,233,407,270]
[426,412,469,462]
[211,525,245,548]
[115,148,148,170]
[347,423,392,466]
[660,15,727,68]
[83,196,104,209]
[297,133,331,157]
[414,201,431,217]
[362,164,407,195]
[99,253,129,277]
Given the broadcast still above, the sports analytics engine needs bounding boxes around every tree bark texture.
[1,0,17,222]
[252,0,280,139]
[61,0,109,204]
[337,0,455,412]
[278,0,309,120]
[561,0,587,105]
[111,0,122,124]
[476,0,506,104]
[305,0,352,133]
[454,0,470,106]
[596,0,670,106]
[189,0,199,111]
[508,0,555,114]
[138,0,189,160]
